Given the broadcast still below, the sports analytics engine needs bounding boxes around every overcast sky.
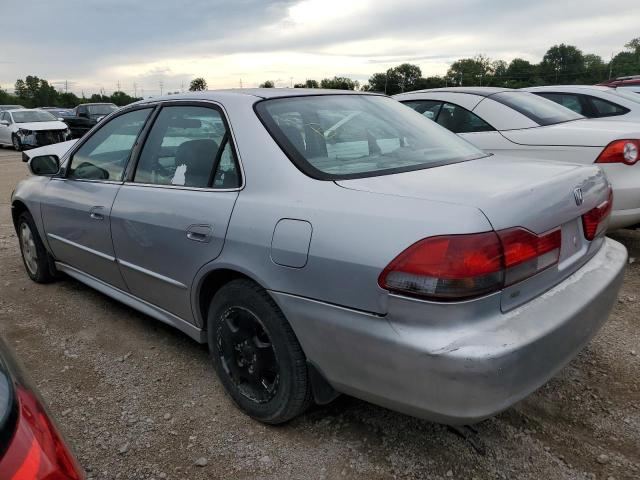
[2,0,639,96]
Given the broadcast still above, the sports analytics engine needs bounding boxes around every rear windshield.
[255,95,486,179]
[491,92,583,126]
[12,110,57,123]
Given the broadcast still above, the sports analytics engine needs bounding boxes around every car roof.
[395,86,511,97]
[525,85,612,92]
[134,88,382,106]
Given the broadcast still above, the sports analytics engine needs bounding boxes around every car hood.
[15,121,68,131]
[336,154,608,234]
[500,118,640,147]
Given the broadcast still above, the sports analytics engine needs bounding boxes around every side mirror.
[0,120,9,127]
[28,155,60,176]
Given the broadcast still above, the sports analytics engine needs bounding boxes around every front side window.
[436,103,494,134]
[256,95,486,179]
[491,92,583,126]
[11,110,57,123]
[133,105,239,188]
[68,108,151,181]
[535,93,585,115]
[404,100,443,120]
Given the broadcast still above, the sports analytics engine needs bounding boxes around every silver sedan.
[11,89,627,425]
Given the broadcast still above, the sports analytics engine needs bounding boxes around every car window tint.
[68,108,151,181]
[588,96,628,117]
[536,93,584,114]
[403,100,443,120]
[436,103,494,134]
[491,92,583,126]
[134,106,235,188]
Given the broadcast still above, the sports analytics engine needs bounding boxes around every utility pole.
[609,52,614,79]
[65,80,68,93]
[239,78,243,88]
[159,80,164,96]
[117,80,121,91]
[133,82,138,98]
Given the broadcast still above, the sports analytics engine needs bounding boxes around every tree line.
[2,37,639,109]
[260,37,640,94]
[0,75,142,108]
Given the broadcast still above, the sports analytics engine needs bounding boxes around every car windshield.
[11,110,57,123]
[255,95,487,179]
[491,92,584,126]
[87,104,117,115]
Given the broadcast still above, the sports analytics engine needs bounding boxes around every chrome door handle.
[186,225,212,243]
[89,206,105,220]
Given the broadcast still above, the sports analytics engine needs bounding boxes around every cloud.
[1,0,639,95]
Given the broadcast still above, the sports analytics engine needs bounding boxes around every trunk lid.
[337,154,611,310]
[501,118,640,147]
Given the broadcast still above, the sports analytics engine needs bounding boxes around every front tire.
[12,134,23,152]
[207,279,312,424]
[17,211,56,283]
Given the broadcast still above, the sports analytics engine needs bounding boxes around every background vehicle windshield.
[87,104,117,115]
[11,110,57,123]
[256,95,486,179]
[491,92,583,126]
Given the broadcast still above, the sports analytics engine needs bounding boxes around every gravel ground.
[0,148,638,480]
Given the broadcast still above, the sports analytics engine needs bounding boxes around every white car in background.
[0,109,70,151]
[395,87,640,230]
[523,85,640,122]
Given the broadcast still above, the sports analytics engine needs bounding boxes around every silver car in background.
[11,89,626,425]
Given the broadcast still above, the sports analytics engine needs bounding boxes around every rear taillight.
[582,187,613,241]
[379,227,561,300]
[0,386,84,480]
[596,139,640,165]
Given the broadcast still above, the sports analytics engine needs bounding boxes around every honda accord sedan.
[12,89,627,425]
[395,87,640,230]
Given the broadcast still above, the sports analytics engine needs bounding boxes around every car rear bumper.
[610,207,640,230]
[271,238,627,424]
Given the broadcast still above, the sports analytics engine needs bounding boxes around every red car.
[597,75,640,91]
[0,337,83,479]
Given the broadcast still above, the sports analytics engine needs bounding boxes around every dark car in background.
[63,103,118,138]
[0,336,84,479]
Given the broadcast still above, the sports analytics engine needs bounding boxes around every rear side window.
[491,91,583,126]
[255,95,486,179]
[69,108,152,181]
[536,92,585,115]
[134,105,240,189]
[587,96,629,117]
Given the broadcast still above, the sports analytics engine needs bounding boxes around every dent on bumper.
[272,238,627,424]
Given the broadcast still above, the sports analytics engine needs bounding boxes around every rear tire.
[12,134,23,152]
[17,211,56,283]
[207,279,312,424]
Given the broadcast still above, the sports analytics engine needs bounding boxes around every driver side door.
[41,107,154,290]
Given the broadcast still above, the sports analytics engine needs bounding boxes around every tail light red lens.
[379,227,562,300]
[0,386,84,480]
[582,188,613,241]
[596,139,640,165]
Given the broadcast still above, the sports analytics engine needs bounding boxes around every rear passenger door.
[110,102,241,323]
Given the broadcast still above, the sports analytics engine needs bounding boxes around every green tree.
[393,63,422,92]
[294,79,319,88]
[110,90,139,106]
[259,80,275,88]
[625,37,640,53]
[320,76,359,90]
[447,55,493,85]
[189,77,207,91]
[539,44,585,83]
